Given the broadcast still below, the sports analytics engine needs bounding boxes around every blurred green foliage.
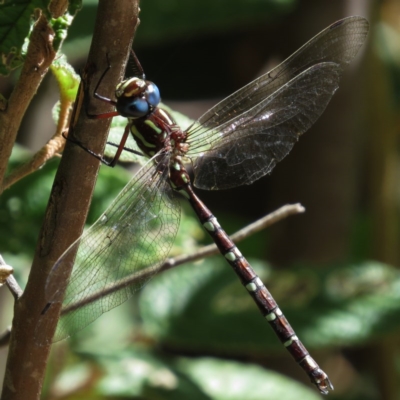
[0,0,82,74]
[1,1,400,399]
[3,143,400,399]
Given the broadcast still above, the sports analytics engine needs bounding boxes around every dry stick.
[5,276,23,301]
[62,203,305,315]
[0,2,140,400]
[167,203,305,267]
[0,13,56,192]
[233,203,305,241]
[3,54,79,190]
[2,98,73,190]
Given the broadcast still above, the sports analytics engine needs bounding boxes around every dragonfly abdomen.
[183,183,333,394]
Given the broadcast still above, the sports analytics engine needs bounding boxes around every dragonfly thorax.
[130,107,188,159]
[115,77,160,118]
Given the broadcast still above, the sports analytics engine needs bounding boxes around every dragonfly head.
[115,77,160,118]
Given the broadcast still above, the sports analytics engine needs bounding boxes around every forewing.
[192,63,341,190]
[187,16,368,139]
[37,153,180,343]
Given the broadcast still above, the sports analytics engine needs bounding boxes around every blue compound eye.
[115,78,160,118]
[145,83,160,108]
[128,98,149,117]
[118,97,149,118]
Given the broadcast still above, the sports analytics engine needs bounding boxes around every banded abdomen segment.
[183,183,333,394]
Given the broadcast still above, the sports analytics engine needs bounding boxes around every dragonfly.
[39,16,369,394]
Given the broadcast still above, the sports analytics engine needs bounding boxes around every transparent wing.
[186,16,368,190]
[192,63,340,189]
[188,16,368,138]
[37,152,180,343]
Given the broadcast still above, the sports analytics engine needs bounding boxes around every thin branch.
[62,203,305,315]
[232,203,305,241]
[0,12,57,192]
[1,2,140,400]
[2,130,66,190]
[6,276,23,301]
[166,203,306,267]
[2,98,73,190]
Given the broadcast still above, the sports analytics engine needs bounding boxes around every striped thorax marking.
[131,125,156,148]
[144,119,162,134]
[159,108,174,125]
[115,77,145,97]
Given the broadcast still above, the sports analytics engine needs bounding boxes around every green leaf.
[50,55,80,125]
[96,349,181,398]
[0,144,131,277]
[50,1,82,52]
[140,257,279,355]
[140,259,400,354]
[93,348,319,400]
[48,362,93,398]
[175,357,321,400]
[0,145,59,260]
[315,261,400,346]
[0,0,52,74]
[50,14,73,53]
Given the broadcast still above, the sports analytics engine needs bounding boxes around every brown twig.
[0,252,23,300]
[5,276,23,301]
[2,98,73,190]
[0,2,140,400]
[0,12,57,193]
[62,203,305,315]
[231,203,305,242]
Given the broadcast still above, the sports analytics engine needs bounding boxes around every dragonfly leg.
[106,123,134,166]
[129,49,146,80]
[83,53,119,119]
[65,54,142,165]
[63,123,135,167]
[62,131,112,166]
